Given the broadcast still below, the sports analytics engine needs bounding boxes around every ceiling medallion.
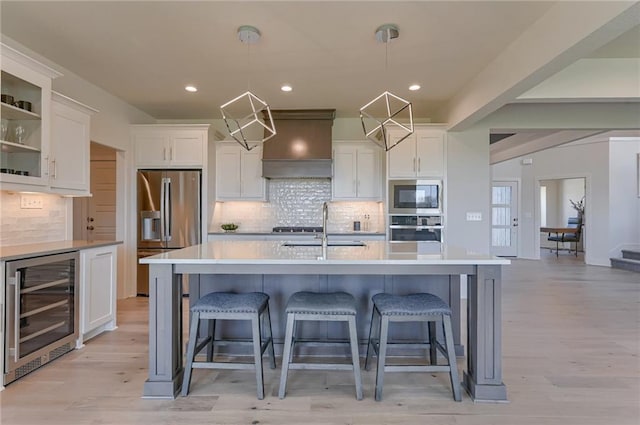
[360,24,414,151]
[220,25,276,151]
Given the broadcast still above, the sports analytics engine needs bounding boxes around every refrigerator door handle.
[160,177,167,242]
[165,178,172,241]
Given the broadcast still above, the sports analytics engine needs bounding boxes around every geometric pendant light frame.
[220,25,276,151]
[359,24,414,151]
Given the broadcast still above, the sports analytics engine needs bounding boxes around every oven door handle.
[389,225,441,230]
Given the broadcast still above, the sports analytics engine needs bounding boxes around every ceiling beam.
[444,1,640,131]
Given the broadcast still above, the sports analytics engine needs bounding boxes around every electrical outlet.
[466,212,482,221]
[20,195,43,209]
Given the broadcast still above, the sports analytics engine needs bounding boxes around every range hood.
[262,109,335,178]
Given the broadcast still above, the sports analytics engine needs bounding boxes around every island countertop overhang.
[139,241,510,267]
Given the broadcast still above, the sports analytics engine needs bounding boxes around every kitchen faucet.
[321,201,328,250]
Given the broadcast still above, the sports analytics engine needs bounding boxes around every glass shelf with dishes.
[0,69,44,180]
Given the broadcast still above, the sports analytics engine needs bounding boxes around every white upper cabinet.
[132,125,208,168]
[0,43,61,192]
[215,142,266,200]
[332,141,381,200]
[387,127,445,179]
[49,92,96,195]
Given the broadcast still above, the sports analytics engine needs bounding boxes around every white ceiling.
[1,1,638,126]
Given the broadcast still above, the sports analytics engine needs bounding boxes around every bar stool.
[181,292,276,399]
[365,292,461,402]
[278,291,363,400]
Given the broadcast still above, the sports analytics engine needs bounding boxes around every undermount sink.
[282,240,366,247]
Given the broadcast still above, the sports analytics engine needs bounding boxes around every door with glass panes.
[491,181,518,257]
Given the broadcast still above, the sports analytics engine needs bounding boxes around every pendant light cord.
[246,39,251,92]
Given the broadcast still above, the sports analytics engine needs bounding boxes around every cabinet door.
[333,146,357,199]
[170,133,204,166]
[81,246,117,337]
[387,134,417,178]
[49,100,90,193]
[134,134,171,167]
[240,147,265,199]
[0,49,57,191]
[355,146,380,199]
[216,144,242,199]
[416,131,444,177]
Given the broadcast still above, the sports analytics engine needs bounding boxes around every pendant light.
[220,25,276,151]
[360,24,414,151]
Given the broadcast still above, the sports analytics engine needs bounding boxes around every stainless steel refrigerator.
[137,169,201,295]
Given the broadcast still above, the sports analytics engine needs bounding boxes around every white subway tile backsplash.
[0,191,68,246]
[211,179,384,233]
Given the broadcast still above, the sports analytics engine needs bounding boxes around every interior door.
[491,181,518,257]
[88,160,117,240]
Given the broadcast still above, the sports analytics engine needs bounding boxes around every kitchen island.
[140,240,509,402]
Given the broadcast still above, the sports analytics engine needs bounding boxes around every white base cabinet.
[79,245,117,344]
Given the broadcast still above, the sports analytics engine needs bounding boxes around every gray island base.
[140,241,509,402]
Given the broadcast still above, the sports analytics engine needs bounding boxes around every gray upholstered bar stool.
[181,292,276,400]
[365,292,461,402]
[278,291,363,400]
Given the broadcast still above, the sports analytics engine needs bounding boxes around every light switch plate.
[20,194,43,209]
[466,212,482,221]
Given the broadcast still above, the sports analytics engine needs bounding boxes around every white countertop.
[0,240,122,261]
[140,240,509,266]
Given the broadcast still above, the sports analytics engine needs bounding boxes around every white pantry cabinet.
[215,141,266,200]
[79,244,117,344]
[132,124,208,168]
[387,127,445,179]
[49,92,97,195]
[332,141,382,200]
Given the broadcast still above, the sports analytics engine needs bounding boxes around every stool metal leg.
[181,312,201,396]
[374,315,390,401]
[428,321,437,365]
[365,306,380,371]
[278,312,296,399]
[443,314,462,401]
[264,305,276,369]
[347,315,363,400]
[251,314,265,400]
[206,319,216,362]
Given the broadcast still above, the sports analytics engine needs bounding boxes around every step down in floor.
[611,249,640,272]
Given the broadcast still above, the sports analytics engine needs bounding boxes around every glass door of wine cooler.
[4,251,79,384]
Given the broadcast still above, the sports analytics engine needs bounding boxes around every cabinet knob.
[87,225,94,231]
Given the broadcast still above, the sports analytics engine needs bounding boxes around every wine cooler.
[4,251,79,385]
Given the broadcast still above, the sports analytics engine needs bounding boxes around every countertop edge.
[0,240,123,261]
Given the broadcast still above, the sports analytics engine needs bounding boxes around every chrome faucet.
[321,201,329,250]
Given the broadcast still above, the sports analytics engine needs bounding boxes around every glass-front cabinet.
[0,43,61,191]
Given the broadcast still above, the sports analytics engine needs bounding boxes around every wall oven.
[389,215,444,253]
[389,179,442,214]
[4,251,79,385]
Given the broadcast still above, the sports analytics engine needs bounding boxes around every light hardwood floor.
[1,253,638,425]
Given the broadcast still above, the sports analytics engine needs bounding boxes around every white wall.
[446,127,492,253]
[492,137,640,266]
[609,138,640,255]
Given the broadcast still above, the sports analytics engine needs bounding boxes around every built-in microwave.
[389,179,442,214]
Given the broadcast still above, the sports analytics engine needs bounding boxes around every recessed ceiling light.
[185,85,198,92]
[281,85,293,92]
[409,84,421,91]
